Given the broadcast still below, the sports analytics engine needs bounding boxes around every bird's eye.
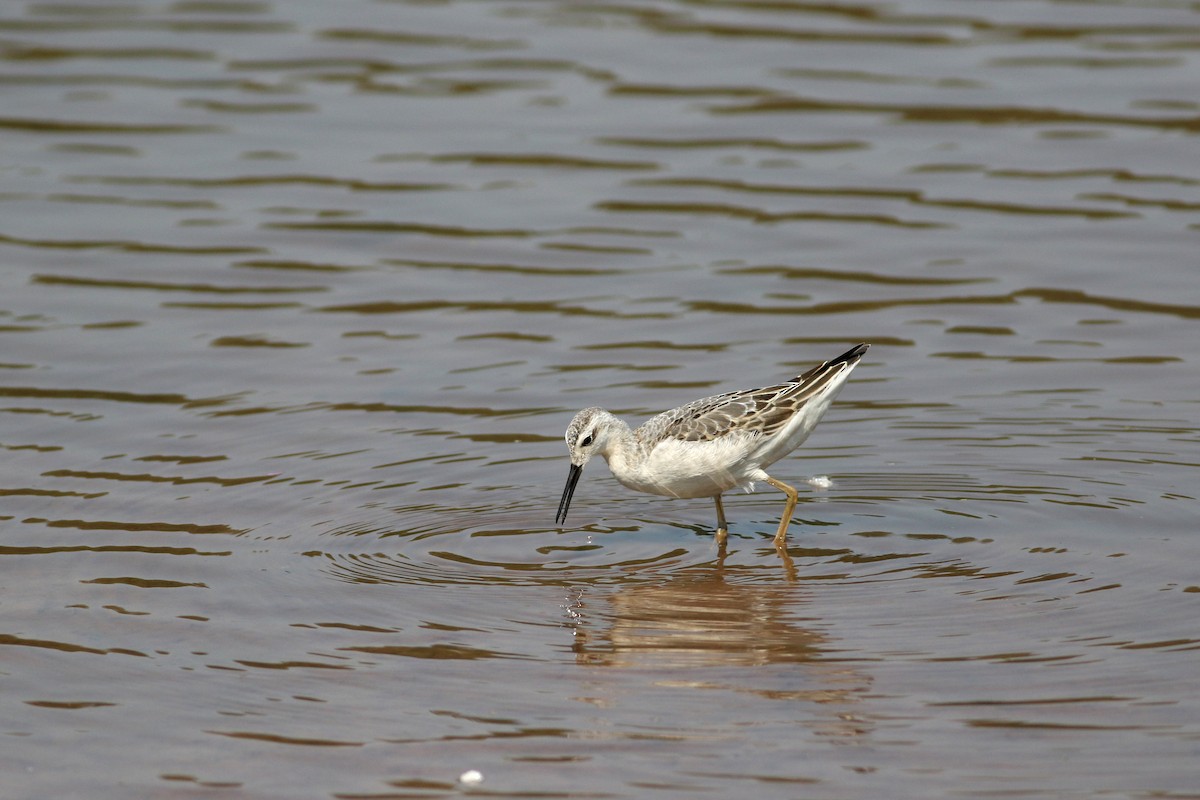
[581,434,594,447]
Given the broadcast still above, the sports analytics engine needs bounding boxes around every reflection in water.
[567,570,874,751]
[571,571,825,669]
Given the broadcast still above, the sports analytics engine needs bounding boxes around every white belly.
[604,435,765,499]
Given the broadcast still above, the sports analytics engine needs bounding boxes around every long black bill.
[556,463,583,525]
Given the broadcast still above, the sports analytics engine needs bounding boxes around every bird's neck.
[596,414,641,473]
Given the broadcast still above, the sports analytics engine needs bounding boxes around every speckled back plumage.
[638,345,865,445]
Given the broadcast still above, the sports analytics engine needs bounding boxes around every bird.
[555,343,868,547]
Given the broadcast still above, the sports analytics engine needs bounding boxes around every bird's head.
[556,407,615,525]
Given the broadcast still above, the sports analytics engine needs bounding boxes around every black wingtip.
[828,342,869,367]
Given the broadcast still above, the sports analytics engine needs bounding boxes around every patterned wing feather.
[643,347,863,444]
[647,382,794,443]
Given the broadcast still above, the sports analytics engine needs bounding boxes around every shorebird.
[555,343,868,546]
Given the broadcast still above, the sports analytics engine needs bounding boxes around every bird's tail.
[793,343,869,382]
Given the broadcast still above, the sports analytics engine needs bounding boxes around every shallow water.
[2,1,1199,797]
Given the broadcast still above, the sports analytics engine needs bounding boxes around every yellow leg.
[713,495,728,546]
[775,543,796,582]
[764,476,799,546]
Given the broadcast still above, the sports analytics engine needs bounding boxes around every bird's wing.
[644,383,794,443]
[643,347,865,444]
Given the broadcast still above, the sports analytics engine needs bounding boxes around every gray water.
[2,1,1198,797]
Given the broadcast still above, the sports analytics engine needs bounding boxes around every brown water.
[2,1,1199,797]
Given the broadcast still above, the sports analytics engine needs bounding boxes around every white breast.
[606,433,763,499]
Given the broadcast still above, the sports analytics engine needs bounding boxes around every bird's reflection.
[566,566,873,745]
[570,569,821,669]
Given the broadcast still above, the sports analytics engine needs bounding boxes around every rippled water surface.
[3,1,1199,797]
